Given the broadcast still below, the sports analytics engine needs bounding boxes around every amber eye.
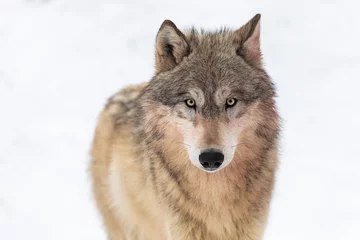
[226,98,237,108]
[185,99,196,108]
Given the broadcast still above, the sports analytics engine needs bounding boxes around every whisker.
[182,143,191,148]
[231,143,243,148]
[168,140,192,149]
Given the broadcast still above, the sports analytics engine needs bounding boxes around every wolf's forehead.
[188,87,228,106]
[184,28,235,54]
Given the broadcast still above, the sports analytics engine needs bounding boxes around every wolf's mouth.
[200,166,223,173]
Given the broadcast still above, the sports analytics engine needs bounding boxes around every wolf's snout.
[199,149,224,171]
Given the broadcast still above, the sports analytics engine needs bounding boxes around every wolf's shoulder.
[104,82,148,126]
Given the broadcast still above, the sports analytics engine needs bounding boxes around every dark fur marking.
[154,150,195,202]
[176,110,186,119]
[149,155,158,194]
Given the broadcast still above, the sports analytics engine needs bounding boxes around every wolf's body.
[90,14,280,240]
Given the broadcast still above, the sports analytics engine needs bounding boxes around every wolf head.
[139,14,279,173]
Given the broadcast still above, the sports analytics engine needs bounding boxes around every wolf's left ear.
[155,20,190,74]
[233,14,262,68]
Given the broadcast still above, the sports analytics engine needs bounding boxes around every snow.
[0,0,359,239]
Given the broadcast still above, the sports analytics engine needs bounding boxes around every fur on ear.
[233,14,262,68]
[155,20,190,74]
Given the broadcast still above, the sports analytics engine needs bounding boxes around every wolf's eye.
[226,98,237,108]
[185,99,196,108]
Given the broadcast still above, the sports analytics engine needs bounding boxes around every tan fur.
[90,84,278,240]
[91,83,169,240]
[90,15,279,240]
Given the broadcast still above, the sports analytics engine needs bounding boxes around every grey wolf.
[90,13,280,240]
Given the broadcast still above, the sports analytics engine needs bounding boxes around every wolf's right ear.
[233,14,262,69]
[155,20,190,74]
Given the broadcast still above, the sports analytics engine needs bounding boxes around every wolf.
[90,13,280,240]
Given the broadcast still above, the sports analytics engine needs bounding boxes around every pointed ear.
[155,20,190,74]
[233,14,262,68]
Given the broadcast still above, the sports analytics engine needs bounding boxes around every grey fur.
[142,26,274,119]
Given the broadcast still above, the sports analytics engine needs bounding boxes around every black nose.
[199,149,224,171]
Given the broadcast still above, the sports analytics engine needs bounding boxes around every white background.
[0,0,359,239]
